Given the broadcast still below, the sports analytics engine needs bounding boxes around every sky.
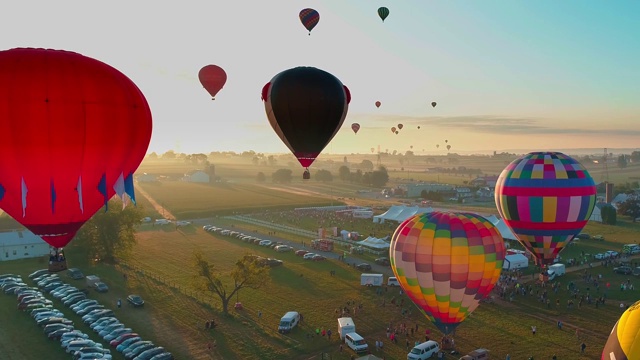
[1,0,639,156]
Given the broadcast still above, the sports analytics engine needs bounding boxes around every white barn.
[0,230,50,261]
[183,170,210,183]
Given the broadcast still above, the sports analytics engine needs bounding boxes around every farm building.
[398,183,455,198]
[183,170,210,183]
[470,175,499,188]
[0,230,51,261]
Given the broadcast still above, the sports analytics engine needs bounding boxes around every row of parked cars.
[203,225,291,267]
[3,269,172,359]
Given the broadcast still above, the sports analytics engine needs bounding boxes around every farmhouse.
[183,170,210,183]
[0,230,50,261]
[470,175,499,188]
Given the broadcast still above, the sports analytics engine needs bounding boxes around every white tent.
[357,236,390,250]
[373,205,433,223]
[484,215,518,241]
[589,204,602,222]
[503,253,529,270]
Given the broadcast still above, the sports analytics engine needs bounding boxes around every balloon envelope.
[351,123,360,134]
[432,102,437,108]
[0,48,152,248]
[495,152,596,265]
[390,211,506,334]
[398,124,403,130]
[391,127,396,133]
[198,65,227,99]
[262,67,350,168]
[375,101,381,108]
[299,8,320,34]
[378,7,390,22]
[603,301,640,360]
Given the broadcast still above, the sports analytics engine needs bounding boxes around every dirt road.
[135,183,176,220]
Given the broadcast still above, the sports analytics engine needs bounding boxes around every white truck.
[360,274,384,287]
[337,317,356,340]
[548,263,566,277]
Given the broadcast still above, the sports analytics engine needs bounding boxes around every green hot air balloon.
[378,7,390,22]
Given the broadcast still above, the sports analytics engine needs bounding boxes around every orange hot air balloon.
[375,101,381,108]
[198,65,227,100]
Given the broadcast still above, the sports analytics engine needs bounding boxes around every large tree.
[617,197,640,222]
[74,199,143,263]
[338,165,351,182]
[192,252,268,314]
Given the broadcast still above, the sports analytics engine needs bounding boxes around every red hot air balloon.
[262,67,350,178]
[198,65,227,100]
[375,101,381,108]
[351,123,360,134]
[299,8,320,35]
[0,48,152,263]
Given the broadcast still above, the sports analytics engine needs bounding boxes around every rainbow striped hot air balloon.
[603,301,640,360]
[495,152,596,265]
[389,211,506,335]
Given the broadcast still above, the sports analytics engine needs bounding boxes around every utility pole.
[602,148,609,183]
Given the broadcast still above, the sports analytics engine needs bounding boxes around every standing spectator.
[117,298,122,309]
[531,325,536,335]
[581,342,587,353]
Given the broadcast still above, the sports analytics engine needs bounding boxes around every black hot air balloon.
[262,67,350,179]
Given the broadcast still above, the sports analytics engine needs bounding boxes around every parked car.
[575,233,591,240]
[356,263,372,272]
[295,250,309,257]
[593,235,605,241]
[94,282,109,293]
[614,266,633,275]
[375,257,390,266]
[312,254,326,261]
[127,294,145,307]
[303,253,317,260]
[67,268,85,280]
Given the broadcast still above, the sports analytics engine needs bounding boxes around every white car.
[303,253,317,260]
[176,220,191,226]
[154,219,171,225]
[259,240,272,247]
[595,253,606,260]
[606,250,619,258]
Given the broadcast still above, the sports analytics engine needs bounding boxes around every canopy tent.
[373,205,433,223]
[357,236,390,250]
[484,215,518,241]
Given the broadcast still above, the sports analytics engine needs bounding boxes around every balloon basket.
[303,169,310,180]
[440,335,455,350]
[49,259,68,273]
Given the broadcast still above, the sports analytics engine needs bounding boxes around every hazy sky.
[2,1,638,155]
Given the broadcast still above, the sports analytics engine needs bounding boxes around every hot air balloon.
[371,147,375,153]
[262,67,350,179]
[436,144,440,148]
[391,127,396,133]
[395,131,399,135]
[0,48,152,271]
[351,123,360,134]
[198,65,227,100]
[495,152,596,265]
[603,300,640,360]
[431,102,437,108]
[410,145,413,149]
[446,145,451,151]
[417,126,421,129]
[445,140,448,143]
[378,7,390,22]
[299,8,320,35]
[397,124,403,130]
[390,211,505,336]
[375,101,381,108]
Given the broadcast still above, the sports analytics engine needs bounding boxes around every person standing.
[117,298,122,309]
[581,342,587,353]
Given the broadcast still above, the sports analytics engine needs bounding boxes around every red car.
[295,250,309,257]
[110,332,139,347]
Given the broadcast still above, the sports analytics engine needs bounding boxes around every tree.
[161,150,176,159]
[617,197,640,222]
[338,165,351,182]
[618,155,628,169]
[73,199,143,263]
[192,252,268,314]
[600,204,617,225]
[631,151,640,163]
[272,169,292,183]
[360,159,374,171]
[370,166,389,187]
[256,172,266,183]
[147,152,158,160]
[315,169,333,182]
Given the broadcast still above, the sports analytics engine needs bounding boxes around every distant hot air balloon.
[375,101,381,108]
[410,145,413,149]
[395,131,399,135]
[446,145,451,151]
[495,152,596,265]
[351,123,360,134]
[431,101,437,108]
[390,212,506,335]
[417,126,421,129]
[262,67,350,179]
[391,127,396,133]
[397,124,403,130]
[436,144,440,148]
[378,7,390,22]
[299,8,320,35]
[0,48,152,270]
[603,300,640,360]
[445,140,448,143]
[371,147,375,153]
[198,65,227,100]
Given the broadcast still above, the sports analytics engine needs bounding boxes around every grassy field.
[1,221,635,359]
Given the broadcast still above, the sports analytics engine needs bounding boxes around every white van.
[278,311,300,333]
[407,340,440,360]
[387,277,400,286]
[344,332,368,353]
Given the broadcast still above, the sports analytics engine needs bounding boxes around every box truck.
[338,317,356,340]
[548,263,565,277]
[360,274,384,286]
